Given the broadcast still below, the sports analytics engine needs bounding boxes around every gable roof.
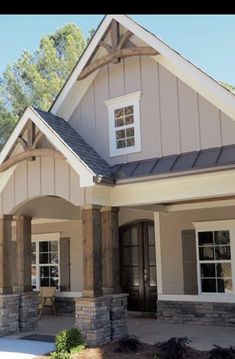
[50,14,235,122]
[0,107,113,187]
[35,109,113,180]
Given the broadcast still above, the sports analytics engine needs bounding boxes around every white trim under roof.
[51,14,235,123]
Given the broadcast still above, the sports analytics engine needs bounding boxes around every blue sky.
[0,15,235,85]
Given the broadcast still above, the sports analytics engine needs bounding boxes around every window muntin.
[105,91,141,157]
[31,239,60,291]
[198,230,232,293]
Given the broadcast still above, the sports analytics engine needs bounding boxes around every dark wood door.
[119,221,157,312]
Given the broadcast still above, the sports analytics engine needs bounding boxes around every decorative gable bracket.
[78,20,159,81]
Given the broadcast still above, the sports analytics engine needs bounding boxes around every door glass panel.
[130,227,138,245]
[148,225,155,245]
[123,247,138,265]
[122,229,131,246]
[149,267,157,287]
[148,245,156,266]
[132,267,139,286]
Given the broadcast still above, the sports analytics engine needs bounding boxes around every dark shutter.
[60,237,70,291]
[182,230,198,294]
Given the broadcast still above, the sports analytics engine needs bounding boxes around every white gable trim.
[113,15,235,121]
[50,15,113,116]
[0,107,95,187]
[51,14,235,123]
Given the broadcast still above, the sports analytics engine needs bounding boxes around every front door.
[119,221,157,312]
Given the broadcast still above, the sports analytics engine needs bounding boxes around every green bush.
[55,328,85,353]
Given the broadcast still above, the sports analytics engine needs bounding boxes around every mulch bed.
[36,341,208,358]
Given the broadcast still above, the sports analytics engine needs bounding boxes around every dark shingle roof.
[34,108,235,184]
[34,108,113,180]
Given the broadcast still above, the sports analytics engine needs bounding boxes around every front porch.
[5,313,235,351]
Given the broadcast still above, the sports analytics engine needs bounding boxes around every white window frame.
[193,220,235,298]
[31,233,60,291]
[105,91,142,157]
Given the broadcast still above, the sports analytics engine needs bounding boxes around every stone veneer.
[157,300,235,326]
[110,294,128,341]
[75,293,128,346]
[0,294,19,336]
[19,292,39,331]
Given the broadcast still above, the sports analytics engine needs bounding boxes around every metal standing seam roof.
[34,108,235,184]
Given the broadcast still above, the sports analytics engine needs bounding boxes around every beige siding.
[0,158,84,214]
[198,95,222,148]
[159,206,235,295]
[32,220,83,292]
[178,80,200,152]
[69,56,235,165]
[119,208,154,226]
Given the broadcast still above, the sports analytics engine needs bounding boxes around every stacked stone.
[19,292,39,331]
[110,294,128,341]
[75,296,111,346]
[157,300,235,327]
[0,294,19,336]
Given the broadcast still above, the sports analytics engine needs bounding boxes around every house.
[1,14,235,345]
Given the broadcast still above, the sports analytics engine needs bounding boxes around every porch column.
[14,216,39,332]
[0,215,13,294]
[101,206,128,341]
[101,206,121,295]
[0,215,19,336]
[82,205,102,297]
[76,205,110,345]
[14,216,32,292]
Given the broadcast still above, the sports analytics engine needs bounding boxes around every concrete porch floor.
[5,312,235,352]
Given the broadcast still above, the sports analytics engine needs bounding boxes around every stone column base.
[75,296,111,346]
[75,293,128,346]
[110,293,128,341]
[19,292,39,331]
[0,294,19,336]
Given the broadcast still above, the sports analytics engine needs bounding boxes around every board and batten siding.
[69,55,235,165]
[0,157,84,215]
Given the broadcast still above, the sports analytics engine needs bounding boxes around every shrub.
[116,335,141,353]
[55,328,85,353]
[154,337,191,359]
[208,345,235,359]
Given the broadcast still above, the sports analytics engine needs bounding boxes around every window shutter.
[60,237,70,291]
[181,230,198,294]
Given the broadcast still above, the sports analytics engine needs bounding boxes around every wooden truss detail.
[0,149,64,173]
[0,120,64,173]
[78,20,159,81]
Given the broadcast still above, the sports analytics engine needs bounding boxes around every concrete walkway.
[128,312,235,351]
[2,312,235,358]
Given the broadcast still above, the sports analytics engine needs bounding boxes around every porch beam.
[13,216,32,293]
[0,215,13,294]
[78,47,158,80]
[0,148,64,173]
[101,206,121,294]
[82,205,102,297]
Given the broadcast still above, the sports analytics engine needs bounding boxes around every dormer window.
[105,91,142,157]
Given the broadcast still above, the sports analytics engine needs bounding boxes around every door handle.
[144,269,148,284]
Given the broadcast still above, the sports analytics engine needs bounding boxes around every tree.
[0,23,87,148]
[219,81,235,94]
